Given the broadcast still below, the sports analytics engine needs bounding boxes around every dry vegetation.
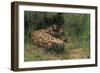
[24,41,90,61]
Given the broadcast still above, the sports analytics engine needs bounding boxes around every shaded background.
[24,11,90,61]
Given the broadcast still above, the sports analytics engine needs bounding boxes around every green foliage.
[24,11,90,61]
[63,13,90,48]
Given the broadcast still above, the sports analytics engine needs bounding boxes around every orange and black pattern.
[32,24,66,53]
